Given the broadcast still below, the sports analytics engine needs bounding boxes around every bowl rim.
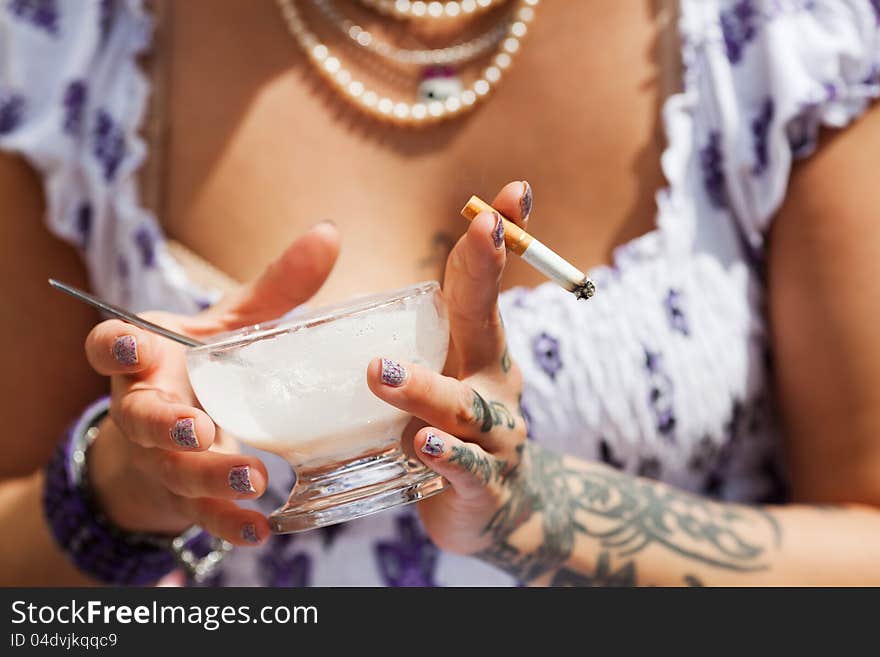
[188,280,441,353]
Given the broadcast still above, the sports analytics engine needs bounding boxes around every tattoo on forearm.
[549,553,637,587]
[475,442,782,585]
[472,390,517,432]
[683,574,705,587]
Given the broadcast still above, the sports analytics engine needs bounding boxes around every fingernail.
[170,418,199,449]
[492,212,505,249]
[422,432,445,456]
[112,335,138,366]
[380,358,407,387]
[313,219,336,229]
[228,465,256,494]
[241,523,260,544]
[520,181,532,217]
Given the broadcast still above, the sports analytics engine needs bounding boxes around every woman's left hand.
[367,181,532,555]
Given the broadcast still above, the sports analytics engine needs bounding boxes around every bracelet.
[42,396,232,585]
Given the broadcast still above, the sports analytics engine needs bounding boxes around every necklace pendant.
[417,66,463,102]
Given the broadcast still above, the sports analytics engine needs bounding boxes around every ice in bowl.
[185,281,449,533]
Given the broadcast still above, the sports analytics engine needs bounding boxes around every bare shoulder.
[768,102,880,505]
[0,152,104,478]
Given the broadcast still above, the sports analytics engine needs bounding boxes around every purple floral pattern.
[871,0,880,25]
[0,92,25,135]
[700,132,728,210]
[720,0,758,64]
[75,202,92,250]
[751,98,775,175]
[116,255,129,280]
[62,80,87,136]
[644,349,676,440]
[99,0,115,41]
[319,523,346,549]
[134,226,157,268]
[375,514,438,587]
[258,535,312,587]
[688,396,771,498]
[785,114,813,157]
[92,110,125,181]
[532,332,562,380]
[598,439,626,470]
[8,0,58,35]
[664,289,689,336]
[637,457,662,480]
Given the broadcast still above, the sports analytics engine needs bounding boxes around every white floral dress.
[2,0,878,585]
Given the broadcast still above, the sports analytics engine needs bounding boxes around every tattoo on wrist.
[475,442,782,585]
[471,390,517,433]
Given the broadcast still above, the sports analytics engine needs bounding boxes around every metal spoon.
[48,279,205,348]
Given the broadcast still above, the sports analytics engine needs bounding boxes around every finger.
[85,320,156,376]
[443,211,507,373]
[198,221,340,331]
[144,448,268,500]
[367,357,516,450]
[490,180,532,229]
[112,386,216,451]
[177,497,270,547]
[413,428,505,499]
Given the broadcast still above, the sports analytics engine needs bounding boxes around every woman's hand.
[84,222,340,546]
[367,181,532,555]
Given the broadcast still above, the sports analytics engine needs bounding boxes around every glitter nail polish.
[492,212,505,249]
[242,523,260,544]
[112,335,138,366]
[422,433,445,456]
[520,181,532,217]
[228,465,256,494]
[381,358,407,387]
[170,418,199,449]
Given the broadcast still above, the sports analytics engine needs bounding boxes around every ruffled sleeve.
[0,0,210,313]
[1,0,118,242]
[688,0,880,246]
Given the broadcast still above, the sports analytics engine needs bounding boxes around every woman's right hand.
[83,222,340,546]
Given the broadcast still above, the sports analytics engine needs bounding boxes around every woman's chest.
[157,0,671,303]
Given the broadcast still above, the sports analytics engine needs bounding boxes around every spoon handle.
[48,279,205,348]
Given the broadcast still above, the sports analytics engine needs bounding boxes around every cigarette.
[460,196,596,301]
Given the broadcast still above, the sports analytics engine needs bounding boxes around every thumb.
[193,221,340,332]
[444,211,507,374]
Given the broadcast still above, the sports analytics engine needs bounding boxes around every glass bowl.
[186,281,449,533]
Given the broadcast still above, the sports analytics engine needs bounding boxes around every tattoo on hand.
[449,445,507,486]
[475,442,782,585]
[472,390,517,432]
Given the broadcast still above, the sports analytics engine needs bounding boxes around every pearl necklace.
[276,0,538,126]
[312,0,510,66]
[357,0,509,20]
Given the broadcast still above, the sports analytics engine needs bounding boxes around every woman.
[2,0,880,585]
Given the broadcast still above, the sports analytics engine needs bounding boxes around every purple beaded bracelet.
[42,396,230,585]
